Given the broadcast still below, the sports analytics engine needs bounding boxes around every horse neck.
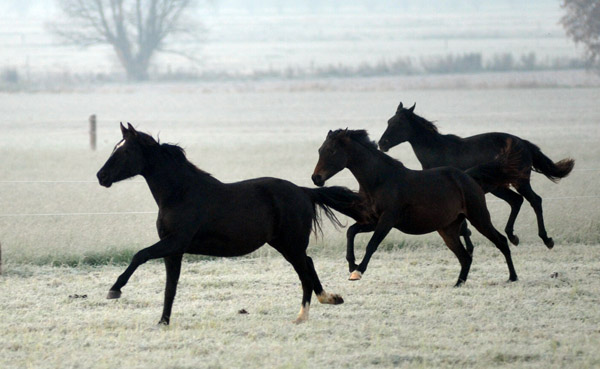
[345,140,405,191]
[407,118,448,168]
[142,152,217,207]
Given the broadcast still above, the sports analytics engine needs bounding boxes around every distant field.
[0,82,598,265]
[0,5,580,76]
[1,244,599,368]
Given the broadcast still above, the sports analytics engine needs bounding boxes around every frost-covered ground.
[1,244,599,368]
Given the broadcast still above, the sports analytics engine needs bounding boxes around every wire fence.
[1,169,598,218]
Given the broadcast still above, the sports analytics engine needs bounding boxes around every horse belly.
[395,206,461,235]
[187,207,276,257]
[188,233,266,257]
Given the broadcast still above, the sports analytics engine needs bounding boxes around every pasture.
[1,79,599,368]
[1,245,599,368]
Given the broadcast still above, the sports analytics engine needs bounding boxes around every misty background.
[0,0,587,84]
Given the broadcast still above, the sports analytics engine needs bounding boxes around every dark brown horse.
[379,102,574,249]
[312,129,524,286]
[97,123,361,324]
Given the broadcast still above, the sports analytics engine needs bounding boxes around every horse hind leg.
[272,236,320,324]
[287,255,314,324]
[305,256,343,305]
[459,220,475,256]
[468,215,518,282]
[438,221,472,287]
[515,181,554,248]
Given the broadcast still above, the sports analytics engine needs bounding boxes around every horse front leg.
[491,187,524,246]
[346,222,376,273]
[158,254,183,325]
[107,234,187,299]
[351,214,395,281]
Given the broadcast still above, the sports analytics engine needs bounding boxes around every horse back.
[449,132,531,170]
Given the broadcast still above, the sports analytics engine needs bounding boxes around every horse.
[378,102,575,249]
[311,129,525,286]
[96,123,362,324]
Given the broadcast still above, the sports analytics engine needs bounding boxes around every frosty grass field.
[1,80,600,368]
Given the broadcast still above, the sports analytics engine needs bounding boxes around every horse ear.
[398,102,403,109]
[120,122,128,137]
[127,122,138,137]
[327,130,333,137]
[408,103,416,113]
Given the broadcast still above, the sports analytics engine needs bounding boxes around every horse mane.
[160,143,214,177]
[137,131,212,177]
[406,110,463,142]
[332,129,406,168]
[407,112,439,134]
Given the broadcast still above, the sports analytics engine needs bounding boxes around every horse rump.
[465,138,528,192]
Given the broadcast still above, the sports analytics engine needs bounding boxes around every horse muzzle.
[311,173,325,187]
[378,139,390,152]
[96,170,113,188]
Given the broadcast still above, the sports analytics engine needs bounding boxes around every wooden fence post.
[89,114,97,151]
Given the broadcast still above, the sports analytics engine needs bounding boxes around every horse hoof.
[348,270,362,281]
[509,235,519,246]
[106,290,121,299]
[545,238,554,249]
[507,276,519,283]
[454,279,465,288]
[317,292,344,305]
[331,294,344,305]
[293,316,308,325]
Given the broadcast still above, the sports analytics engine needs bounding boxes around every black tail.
[524,140,575,183]
[302,186,364,234]
[466,140,526,193]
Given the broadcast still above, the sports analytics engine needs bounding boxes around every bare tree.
[50,0,204,80]
[561,0,600,71]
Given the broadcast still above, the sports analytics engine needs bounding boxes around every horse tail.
[465,138,527,192]
[524,140,575,183]
[302,186,363,234]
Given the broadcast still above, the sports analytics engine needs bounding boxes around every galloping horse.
[379,102,575,249]
[97,123,361,324]
[312,129,525,285]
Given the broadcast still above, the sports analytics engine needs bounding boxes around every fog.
[0,0,582,81]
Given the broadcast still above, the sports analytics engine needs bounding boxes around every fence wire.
[1,170,598,218]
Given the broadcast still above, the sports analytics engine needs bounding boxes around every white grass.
[1,244,599,368]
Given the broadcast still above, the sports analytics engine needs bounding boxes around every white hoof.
[293,304,309,324]
[293,316,308,324]
[349,270,362,281]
